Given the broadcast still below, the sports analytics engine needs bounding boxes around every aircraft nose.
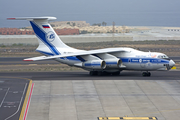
[169,59,175,67]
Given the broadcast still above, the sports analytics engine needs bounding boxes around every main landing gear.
[142,71,151,77]
[89,71,105,76]
[89,71,98,76]
[89,71,120,76]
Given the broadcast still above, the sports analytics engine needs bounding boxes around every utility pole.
[122,25,125,35]
[112,21,115,40]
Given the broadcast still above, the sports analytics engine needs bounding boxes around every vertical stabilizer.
[7,17,74,56]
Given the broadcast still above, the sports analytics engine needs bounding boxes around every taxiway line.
[0,88,10,108]
[5,83,27,120]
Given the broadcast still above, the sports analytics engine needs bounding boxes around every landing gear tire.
[142,72,151,77]
[89,71,98,76]
[98,71,104,76]
[111,71,120,76]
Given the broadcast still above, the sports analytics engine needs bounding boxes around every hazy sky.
[1,0,180,28]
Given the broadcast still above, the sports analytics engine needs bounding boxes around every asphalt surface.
[0,71,180,80]
[0,57,180,65]
[0,57,180,120]
[0,77,30,120]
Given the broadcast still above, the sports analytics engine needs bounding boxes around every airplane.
[7,17,175,76]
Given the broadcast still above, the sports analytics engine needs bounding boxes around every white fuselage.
[54,47,173,72]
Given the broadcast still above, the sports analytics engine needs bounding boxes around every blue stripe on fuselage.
[36,49,80,61]
[65,56,81,61]
[120,57,169,64]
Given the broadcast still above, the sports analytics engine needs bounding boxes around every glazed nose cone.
[169,59,175,67]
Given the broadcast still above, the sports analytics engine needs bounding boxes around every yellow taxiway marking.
[98,117,157,120]
[19,80,32,120]
[171,66,176,69]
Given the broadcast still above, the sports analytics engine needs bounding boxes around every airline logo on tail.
[46,31,55,42]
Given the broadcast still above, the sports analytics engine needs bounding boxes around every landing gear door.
[140,59,152,69]
[139,59,145,68]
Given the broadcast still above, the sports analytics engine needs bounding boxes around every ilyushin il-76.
[8,17,175,76]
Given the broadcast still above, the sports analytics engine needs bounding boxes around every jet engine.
[83,60,106,69]
[94,53,122,69]
[105,59,122,68]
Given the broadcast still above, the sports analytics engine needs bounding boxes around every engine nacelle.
[83,60,106,69]
[105,59,122,68]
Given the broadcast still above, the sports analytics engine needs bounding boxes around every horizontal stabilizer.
[24,56,47,61]
[7,17,56,21]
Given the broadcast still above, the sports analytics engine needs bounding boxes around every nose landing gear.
[142,72,151,77]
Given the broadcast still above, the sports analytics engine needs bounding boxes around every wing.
[24,48,128,61]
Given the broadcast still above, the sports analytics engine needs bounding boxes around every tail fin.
[7,17,73,56]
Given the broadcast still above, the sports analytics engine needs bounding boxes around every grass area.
[1,40,180,48]
[1,40,180,57]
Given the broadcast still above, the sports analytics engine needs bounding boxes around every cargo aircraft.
[8,17,175,76]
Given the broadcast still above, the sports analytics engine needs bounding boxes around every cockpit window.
[158,55,169,59]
